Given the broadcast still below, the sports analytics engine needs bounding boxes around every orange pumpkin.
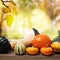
[40,47,53,56]
[32,34,51,49]
[51,42,60,53]
[26,47,39,55]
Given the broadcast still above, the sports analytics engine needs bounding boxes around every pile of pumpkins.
[0,28,60,56]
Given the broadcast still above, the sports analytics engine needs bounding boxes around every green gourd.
[14,43,26,55]
[0,36,11,53]
[52,31,60,42]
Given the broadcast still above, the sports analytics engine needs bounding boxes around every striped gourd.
[14,43,26,55]
[0,36,11,53]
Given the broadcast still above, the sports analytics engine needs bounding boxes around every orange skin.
[51,42,60,53]
[40,47,53,56]
[26,47,39,55]
[32,34,51,49]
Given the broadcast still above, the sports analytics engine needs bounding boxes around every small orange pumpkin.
[51,42,60,53]
[40,47,53,56]
[26,47,39,55]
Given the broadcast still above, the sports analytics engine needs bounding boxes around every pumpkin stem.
[58,30,60,36]
[32,28,40,35]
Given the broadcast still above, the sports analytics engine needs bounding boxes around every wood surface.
[0,51,60,60]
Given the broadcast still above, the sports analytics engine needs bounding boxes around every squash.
[51,42,60,53]
[31,33,51,49]
[26,47,39,55]
[40,47,53,56]
[0,36,11,53]
[9,41,15,50]
[13,29,35,47]
[14,43,26,55]
[23,29,35,46]
[52,31,60,42]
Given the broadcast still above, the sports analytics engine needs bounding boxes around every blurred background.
[0,0,60,40]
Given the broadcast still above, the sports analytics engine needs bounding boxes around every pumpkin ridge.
[21,44,26,54]
[18,46,20,55]
[0,37,11,53]
[19,45,23,54]
[14,44,19,55]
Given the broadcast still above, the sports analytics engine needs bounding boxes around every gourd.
[40,47,53,56]
[9,41,15,50]
[51,42,60,53]
[0,36,11,53]
[32,28,51,49]
[14,29,35,47]
[26,47,39,55]
[23,29,35,46]
[52,31,60,42]
[14,43,26,55]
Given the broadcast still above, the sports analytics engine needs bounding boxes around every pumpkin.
[31,33,51,49]
[9,41,15,50]
[0,36,11,53]
[51,42,60,53]
[40,47,53,56]
[14,43,26,55]
[52,31,60,42]
[26,47,39,55]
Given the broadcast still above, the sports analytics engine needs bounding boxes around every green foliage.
[14,0,36,12]
[43,29,58,40]
[5,15,14,27]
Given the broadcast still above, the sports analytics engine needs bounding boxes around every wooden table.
[0,51,60,60]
